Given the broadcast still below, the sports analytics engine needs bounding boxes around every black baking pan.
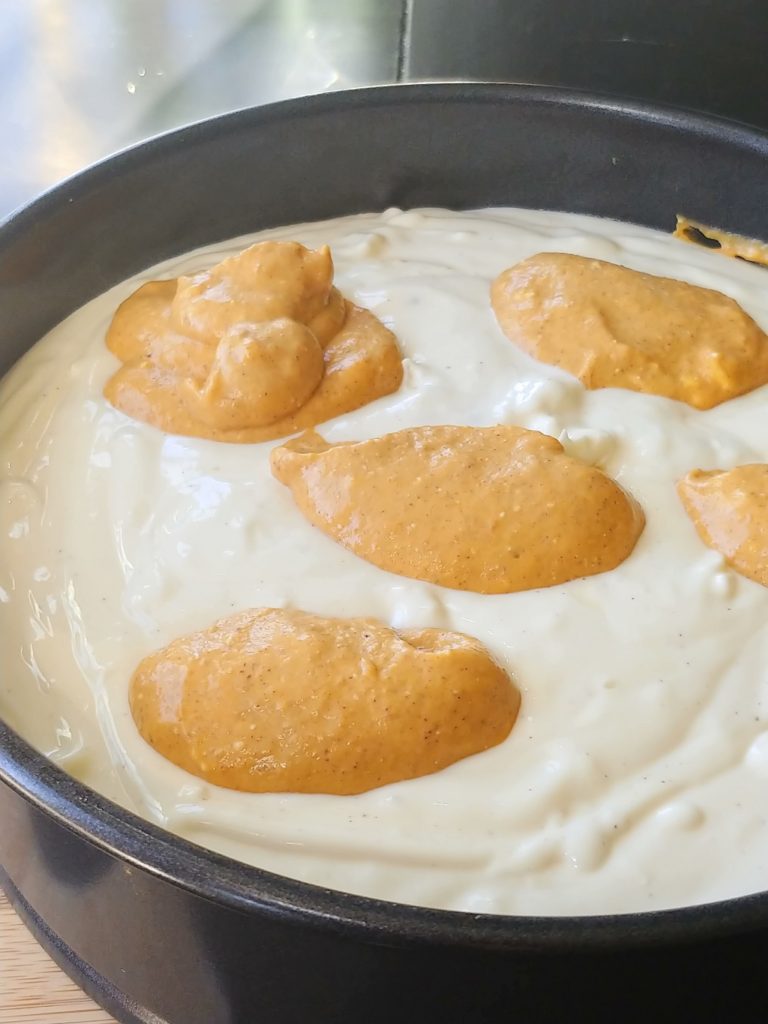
[1,84,768,1024]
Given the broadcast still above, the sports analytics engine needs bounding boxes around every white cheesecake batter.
[1,207,768,916]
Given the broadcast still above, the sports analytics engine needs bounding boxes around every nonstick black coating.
[1,84,767,1024]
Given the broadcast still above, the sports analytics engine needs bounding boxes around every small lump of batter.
[271,425,645,594]
[678,465,768,587]
[129,608,519,795]
[491,252,768,409]
[674,215,768,268]
[104,241,403,441]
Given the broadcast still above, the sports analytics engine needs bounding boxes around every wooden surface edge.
[0,891,114,1023]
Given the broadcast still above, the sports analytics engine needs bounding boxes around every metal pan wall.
[1,85,767,1024]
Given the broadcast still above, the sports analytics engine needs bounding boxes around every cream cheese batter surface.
[2,207,768,916]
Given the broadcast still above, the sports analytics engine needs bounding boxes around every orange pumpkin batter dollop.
[491,253,768,409]
[104,241,403,441]
[271,425,645,594]
[678,465,768,587]
[129,608,519,795]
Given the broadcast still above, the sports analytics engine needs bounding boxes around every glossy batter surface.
[2,208,768,916]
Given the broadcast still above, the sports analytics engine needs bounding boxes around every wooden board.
[0,892,113,1023]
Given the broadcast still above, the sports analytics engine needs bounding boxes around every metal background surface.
[2,0,768,217]
[0,0,403,215]
[404,0,768,129]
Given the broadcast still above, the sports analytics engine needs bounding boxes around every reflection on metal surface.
[1,0,403,215]
[4,0,768,220]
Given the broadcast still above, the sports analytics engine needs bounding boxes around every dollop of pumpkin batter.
[129,608,519,795]
[104,241,403,441]
[678,465,768,587]
[491,253,768,409]
[271,425,645,594]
